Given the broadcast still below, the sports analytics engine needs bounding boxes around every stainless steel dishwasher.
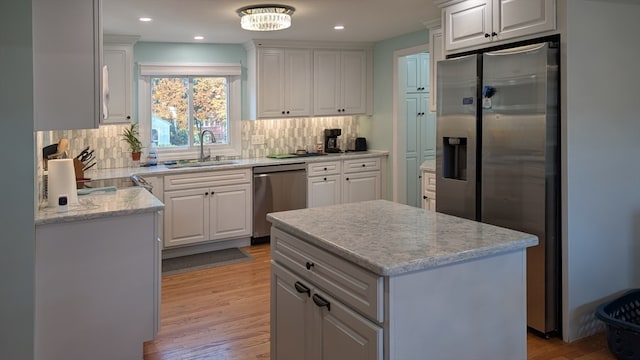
[252,163,307,244]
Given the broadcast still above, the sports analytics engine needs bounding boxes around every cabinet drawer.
[164,169,251,191]
[343,158,380,173]
[307,161,341,176]
[423,170,436,192]
[271,227,384,323]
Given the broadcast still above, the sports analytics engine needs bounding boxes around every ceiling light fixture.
[194,35,204,40]
[139,17,152,22]
[236,4,295,31]
[334,25,345,30]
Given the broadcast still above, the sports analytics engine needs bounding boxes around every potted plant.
[121,123,143,160]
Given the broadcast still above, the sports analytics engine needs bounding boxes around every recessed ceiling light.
[139,17,152,22]
[334,25,345,30]
[194,36,204,40]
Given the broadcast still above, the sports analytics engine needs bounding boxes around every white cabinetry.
[307,161,342,208]
[163,169,252,248]
[307,157,382,208]
[442,0,556,51]
[35,211,160,360]
[33,0,102,130]
[314,50,367,116]
[342,158,381,204]
[422,167,436,211]
[428,27,443,112]
[103,35,138,124]
[256,48,312,118]
[271,228,383,360]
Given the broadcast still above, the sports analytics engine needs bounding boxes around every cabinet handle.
[305,261,314,270]
[312,294,331,311]
[294,281,311,297]
[361,164,366,167]
[491,32,498,37]
[341,108,345,112]
[205,192,209,195]
[281,111,285,114]
[484,33,490,38]
[286,110,290,114]
[324,167,327,171]
[345,177,350,181]
[126,115,131,120]
[423,195,428,200]
[323,177,327,181]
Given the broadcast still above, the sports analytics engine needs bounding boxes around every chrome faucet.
[199,129,216,162]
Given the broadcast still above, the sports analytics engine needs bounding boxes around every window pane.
[193,77,228,145]
[151,77,189,147]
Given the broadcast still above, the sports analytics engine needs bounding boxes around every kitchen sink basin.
[165,160,238,169]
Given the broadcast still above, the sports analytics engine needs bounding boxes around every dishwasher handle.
[253,163,306,174]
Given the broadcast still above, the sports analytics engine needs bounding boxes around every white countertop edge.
[84,150,389,181]
[268,219,537,276]
[36,187,164,226]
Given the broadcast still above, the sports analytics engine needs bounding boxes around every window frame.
[137,62,242,161]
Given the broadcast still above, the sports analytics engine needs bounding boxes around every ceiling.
[103,0,441,44]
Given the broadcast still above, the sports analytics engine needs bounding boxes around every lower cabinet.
[308,157,382,208]
[421,168,436,211]
[163,169,252,248]
[272,261,383,360]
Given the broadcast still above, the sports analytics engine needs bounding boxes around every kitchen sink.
[165,160,238,169]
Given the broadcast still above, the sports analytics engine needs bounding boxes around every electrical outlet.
[251,135,265,145]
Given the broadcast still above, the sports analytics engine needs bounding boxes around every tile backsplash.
[36,116,362,171]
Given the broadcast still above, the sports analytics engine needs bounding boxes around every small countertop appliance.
[324,128,342,153]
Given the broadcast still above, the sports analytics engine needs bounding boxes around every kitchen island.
[267,200,538,360]
[35,187,163,360]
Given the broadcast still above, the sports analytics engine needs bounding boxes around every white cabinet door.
[340,50,367,115]
[343,172,381,204]
[314,50,342,116]
[284,49,312,117]
[444,0,492,51]
[314,50,367,116]
[271,263,313,360]
[308,175,341,208]
[103,42,134,124]
[257,48,286,118]
[209,183,252,240]
[494,0,556,41]
[258,48,312,118]
[429,27,443,113]
[312,290,383,360]
[33,0,102,130]
[164,188,209,247]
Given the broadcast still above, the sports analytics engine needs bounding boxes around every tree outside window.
[151,76,228,148]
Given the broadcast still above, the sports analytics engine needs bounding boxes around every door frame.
[392,44,428,204]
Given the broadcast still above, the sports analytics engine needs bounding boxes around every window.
[138,63,241,159]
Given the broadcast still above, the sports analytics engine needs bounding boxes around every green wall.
[364,29,429,198]
[0,0,35,358]
[133,42,248,119]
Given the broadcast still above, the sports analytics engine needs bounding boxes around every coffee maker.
[324,128,342,153]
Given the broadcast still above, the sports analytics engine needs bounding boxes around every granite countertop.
[267,200,538,276]
[36,187,164,225]
[420,159,435,171]
[85,150,389,181]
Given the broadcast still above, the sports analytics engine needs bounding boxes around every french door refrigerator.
[436,42,560,336]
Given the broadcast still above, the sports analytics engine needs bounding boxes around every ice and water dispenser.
[442,137,467,181]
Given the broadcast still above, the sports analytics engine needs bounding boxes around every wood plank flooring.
[144,243,615,360]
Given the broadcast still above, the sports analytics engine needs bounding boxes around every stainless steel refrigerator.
[436,42,560,336]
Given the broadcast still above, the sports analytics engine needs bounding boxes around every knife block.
[73,158,87,188]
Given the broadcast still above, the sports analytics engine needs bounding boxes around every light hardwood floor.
[144,244,615,360]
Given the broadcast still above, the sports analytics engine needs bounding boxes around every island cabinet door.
[271,262,313,360]
[311,289,383,360]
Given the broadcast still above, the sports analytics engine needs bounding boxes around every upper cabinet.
[439,0,556,51]
[405,53,429,94]
[33,0,103,131]
[428,27,443,113]
[256,48,312,118]
[313,50,367,116]
[245,41,372,120]
[103,35,138,124]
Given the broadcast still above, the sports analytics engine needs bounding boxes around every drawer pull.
[312,294,331,311]
[361,164,366,167]
[294,281,311,297]
[305,261,314,270]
